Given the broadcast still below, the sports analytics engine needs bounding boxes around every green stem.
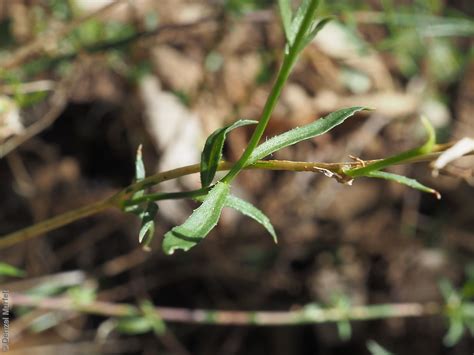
[122,188,211,207]
[345,116,436,177]
[0,143,462,250]
[221,0,320,183]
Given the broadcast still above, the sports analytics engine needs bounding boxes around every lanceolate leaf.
[0,262,26,278]
[135,144,145,182]
[248,107,367,164]
[288,0,314,46]
[162,182,230,255]
[278,0,293,44]
[116,317,152,335]
[201,120,257,187]
[139,202,159,251]
[225,195,277,243]
[366,171,441,199]
[301,17,332,48]
[125,145,146,213]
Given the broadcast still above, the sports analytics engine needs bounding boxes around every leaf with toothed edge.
[225,195,277,243]
[162,182,230,255]
[248,107,368,164]
[200,120,257,187]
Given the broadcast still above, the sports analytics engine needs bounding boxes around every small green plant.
[0,0,449,260]
[1,0,472,348]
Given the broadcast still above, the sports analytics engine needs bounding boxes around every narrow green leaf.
[116,317,152,335]
[444,317,465,346]
[367,340,394,355]
[302,17,332,48]
[248,107,367,164]
[138,202,159,251]
[124,144,146,213]
[288,0,314,46]
[201,120,257,187]
[439,279,458,302]
[418,116,436,154]
[140,300,166,335]
[225,195,277,243]
[0,262,26,278]
[346,116,436,177]
[278,0,293,44]
[68,286,96,306]
[162,182,230,255]
[366,171,441,199]
[135,144,145,181]
[337,320,352,341]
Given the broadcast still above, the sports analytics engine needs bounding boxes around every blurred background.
[0,0,473,354]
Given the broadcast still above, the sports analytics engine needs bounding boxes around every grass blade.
[162,182,230,255]
[248,107,367,164]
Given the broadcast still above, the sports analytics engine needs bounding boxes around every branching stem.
[0,143,463,251]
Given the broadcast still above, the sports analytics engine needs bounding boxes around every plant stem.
[0,143,464,250]
[221,0,320,183]
[0,198,112,250]
[345,116,436,177]
[122,188,211,207]
[9,292,442,325]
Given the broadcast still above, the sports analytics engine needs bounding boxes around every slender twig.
[8,292,442,325]
[0,144,469,251]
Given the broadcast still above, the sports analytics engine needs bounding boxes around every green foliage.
[0,262,26,278]
[116,316,153,335]
[331,294,352,341]
[249,107,367,164]
[367,340,394,355]
[440,279,474,346]
[124,146,159,250]
[162,182,230,255]
[140,300,166,335]
[278,0,331,54]
[115,301,166,336]
[344,117,439,196]
[366,171,440,199]
[68,286,97,306]
[225,195,277,243]
[200,120,257,187]
[138,202,159,251]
